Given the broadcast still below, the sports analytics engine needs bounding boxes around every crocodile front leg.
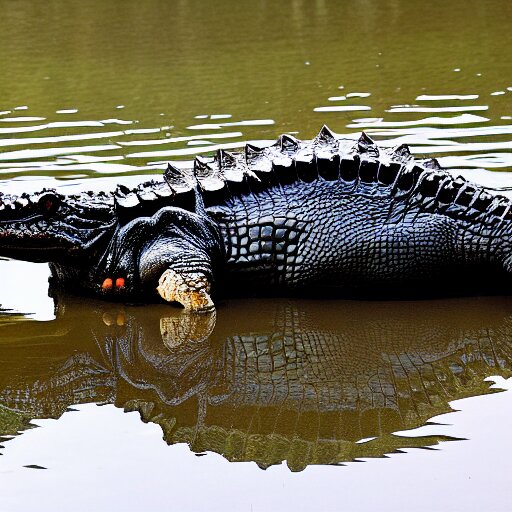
[157,269,214,312]
[99,206,224,311]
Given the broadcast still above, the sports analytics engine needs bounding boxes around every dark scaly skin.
[218,178,475,293]
[1,126,512,308]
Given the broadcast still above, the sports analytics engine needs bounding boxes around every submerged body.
[0,126,511,310]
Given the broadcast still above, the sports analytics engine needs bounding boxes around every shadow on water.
[1,294,512,471]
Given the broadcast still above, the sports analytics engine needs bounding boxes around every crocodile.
[1,295,512,470]
[1,126,512,310]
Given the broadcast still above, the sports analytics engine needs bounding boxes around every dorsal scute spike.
[15,195,30,208]
[471,189,495,213]
[453,175,468,187]
[114,183,140,209]
[136,179,156,192]
[357,132,379,158]
[391,143,412,162]
[213,148,247,183]
[279,133,300,153]
[423,158,442,170]
[152,180,174,199]
[391,164,425,195]
[413,170,446,198]
[193,155,212,177]
[134,179,160,202]
[453,182,478,208]
[193,155,225,192]
[164,162,182,182]
[224,149,237,161]
[115,184,130,196]
[194,154,209,166]
[216,149,239,169]
[245,143,273,175]
[315,125,337,145]
[358,131,375,147]
[245,143,264,157]
[37,187,61,199]
[435,175,466,205]
[164,162,195,192]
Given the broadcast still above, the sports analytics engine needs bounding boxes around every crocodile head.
[0,187,224,312]
[0,189,115,263]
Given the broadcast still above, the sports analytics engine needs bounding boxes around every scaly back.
[111,126,512,228]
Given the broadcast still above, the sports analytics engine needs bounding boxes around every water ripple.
[0,116,46,123]
[117,131,243,147]
[416,94,479,101]
[127,141,247,159]
[0,87,510,185]
[314,106,372,112]
[186,119,275,130]
[0,144,119,162]
[0,131,125,148]
[386,105,489,113]
[348,114,489,128]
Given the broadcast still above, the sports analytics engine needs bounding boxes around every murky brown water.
[3,287,512,469]
[1,0,512,510]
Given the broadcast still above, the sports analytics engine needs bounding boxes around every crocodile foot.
[156,269,214,312]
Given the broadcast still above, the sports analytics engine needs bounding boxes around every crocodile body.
[1,126,512,308]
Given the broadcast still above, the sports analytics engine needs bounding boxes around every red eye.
[44,199,53,211]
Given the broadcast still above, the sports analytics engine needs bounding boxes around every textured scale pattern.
[108,126,512,229]
[103,126,512,294]
[219,214,308,286]
[2,125,512,301]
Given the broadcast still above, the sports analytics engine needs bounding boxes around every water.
[1,0,511,185]
[1,0,512,510]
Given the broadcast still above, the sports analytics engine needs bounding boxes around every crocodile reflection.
[1,296,512,471]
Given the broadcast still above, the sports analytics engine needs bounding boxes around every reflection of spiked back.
[111,125,512,226]
[3,296,512,470]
